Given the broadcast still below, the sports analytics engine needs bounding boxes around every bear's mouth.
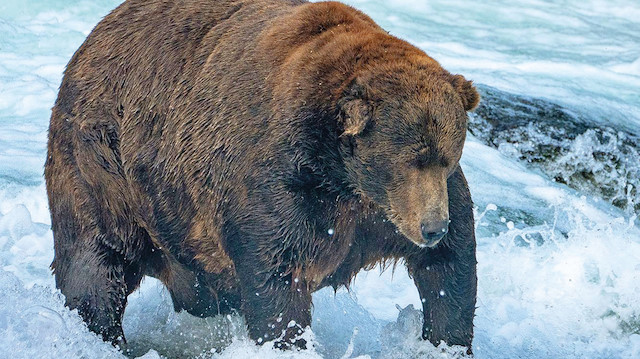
[385,207,447,248]
[407,230,445,248]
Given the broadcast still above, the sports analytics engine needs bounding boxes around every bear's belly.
[302,235,355,291]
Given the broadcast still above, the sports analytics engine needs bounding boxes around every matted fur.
[45,0,478,352]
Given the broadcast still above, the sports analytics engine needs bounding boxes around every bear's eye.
[410,147,448,170]
[411,155,428,170]
[439,156,450,168]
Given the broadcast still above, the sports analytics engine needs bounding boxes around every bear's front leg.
[406,244,477,352]
[233,252,312,349]
[405,166,477,354]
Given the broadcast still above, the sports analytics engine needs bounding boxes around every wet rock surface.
[469,84,640,213]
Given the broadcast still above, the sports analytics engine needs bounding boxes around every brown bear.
[45,0,479,353]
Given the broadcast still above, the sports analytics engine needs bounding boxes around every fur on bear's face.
[339,68,478,248]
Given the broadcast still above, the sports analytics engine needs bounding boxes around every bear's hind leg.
[46,113,146,345]
[52,241,131,345]
[149,254,241,319]
[49,193,147,346]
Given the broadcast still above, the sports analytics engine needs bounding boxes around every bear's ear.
[448,74,480,111]
[340,99,371,136]
[339,79,372,136]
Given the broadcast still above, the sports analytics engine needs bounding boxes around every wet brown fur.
[45,0,479,352]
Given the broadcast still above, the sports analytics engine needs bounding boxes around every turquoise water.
[347,0,640,131]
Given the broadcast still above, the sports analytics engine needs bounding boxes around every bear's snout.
[420,218,449,248]
[387,167,451,248]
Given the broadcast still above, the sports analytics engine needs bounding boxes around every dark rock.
[469,84,639,213]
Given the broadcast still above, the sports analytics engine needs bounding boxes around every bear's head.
[338,66,478,248]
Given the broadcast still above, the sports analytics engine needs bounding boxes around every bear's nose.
[420,219,449,247]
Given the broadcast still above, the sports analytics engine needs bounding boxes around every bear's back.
[55,0,303,124]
